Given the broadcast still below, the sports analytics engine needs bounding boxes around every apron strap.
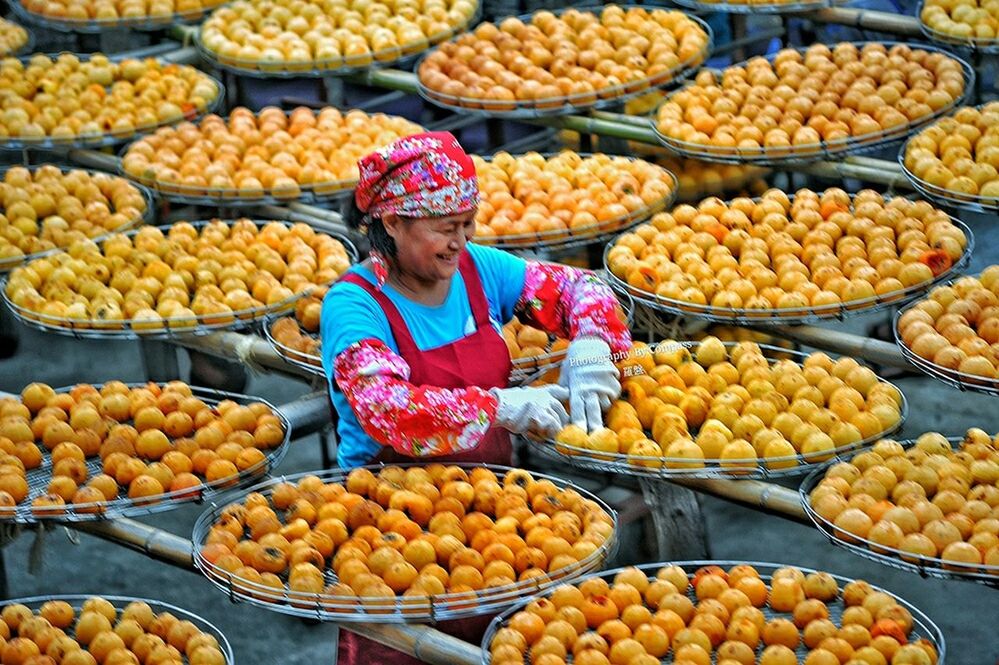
[458,251,493,331]
[339,271,421,357]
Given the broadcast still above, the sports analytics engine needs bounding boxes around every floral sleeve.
[516,261,632,355]
[333,339,499,457]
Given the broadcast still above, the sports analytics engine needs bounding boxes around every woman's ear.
[381,212,402,240]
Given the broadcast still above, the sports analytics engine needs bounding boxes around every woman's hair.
[342,196,397,258]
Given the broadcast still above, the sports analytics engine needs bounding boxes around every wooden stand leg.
[139,339,180,382]
[638,478,710,561]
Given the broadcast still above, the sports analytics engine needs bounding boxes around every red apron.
[335,250,512,664]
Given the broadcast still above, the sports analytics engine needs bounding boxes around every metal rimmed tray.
[603,200,974,326]
[192,464,618,623]
[10,0,228,32]
[0,594,235,663]
[2,219,354,340]
[195,0,480,79]
[2,383,290,524]
[528,342,907,480]
[416,7,712,119]
[118,110,424,207]
[801,436,999,587]
[481,560,947,664]
[898,117,999,215]
[893,277,999,396]
[0,18,33,56]
[474,155,678,252]
[671,0,847,12]
[917,0,999,54]
[652,42,975,167]
[0,52,224,151]
[0,163,155,273]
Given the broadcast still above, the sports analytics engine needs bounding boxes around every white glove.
[491,385,570,437]
[560,336,621,432]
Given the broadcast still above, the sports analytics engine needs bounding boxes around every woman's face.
[383,210,477,283]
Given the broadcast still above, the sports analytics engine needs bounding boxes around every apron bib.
[336,250,512,664]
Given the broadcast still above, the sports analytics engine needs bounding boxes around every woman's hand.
[491,385,570,437]
[560,336,622,432]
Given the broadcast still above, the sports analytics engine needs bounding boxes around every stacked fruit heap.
[656,43,965,155]
[20,0,225,21]
[0,166,148,265]
[553,338,903,469]
[921,0,999,41]
[487,563,939,665]
[897,267,999,380]
[200,466,613,604]
[121,107,424,198]
[0,17,27,56]
[268,293,325,363]
[4,220,351,330]
[0,381,285,515]
[0,54,220,143]
[606,188,967,313]
[503,318,570,366]
[0,597,226,665]
[418,6,709,109]
[903,103,999,199]
[200,0,477,68]
[809,428,999,569]
[471,152,675,242]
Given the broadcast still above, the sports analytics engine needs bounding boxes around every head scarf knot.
[355,131,479,220]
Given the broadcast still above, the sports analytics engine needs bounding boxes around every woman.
[320,131,631,663]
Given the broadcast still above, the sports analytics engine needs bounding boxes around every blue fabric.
[320,243,527,469]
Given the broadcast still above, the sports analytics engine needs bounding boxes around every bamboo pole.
[763,324,912,370]
[799,158,912,190]
[803,7,922,38]
[66,150,120,172]
[670,478,808,523]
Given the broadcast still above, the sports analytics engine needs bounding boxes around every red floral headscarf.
[355,131,479,220]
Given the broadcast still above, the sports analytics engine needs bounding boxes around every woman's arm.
[517,261,632,354]
[333,339,499,457]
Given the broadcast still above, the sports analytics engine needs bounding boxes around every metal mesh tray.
[528,342,907,480]
[10,0,228,32]
[2,383,290,524]
[0,52,224,151]
[898,115,999,215]
[0,163,154,273]
[192,464,618,623]
[800,436,999,587]
[602,196,974,326]
[652,42,975,166]
[917,0,999,54]
[893,279,999,396]
[0,594,235,663]
[194,0,480,79]
[117,109,424,207]
[1,219,355,340]
[416,7,712,119]
[481,560,946,664]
